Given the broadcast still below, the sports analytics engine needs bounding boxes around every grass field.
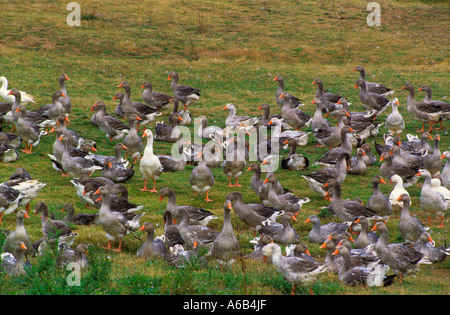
[0,0,449,295]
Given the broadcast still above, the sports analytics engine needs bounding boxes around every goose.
[157,140,191,173]
[155,112,183,142]
[388,174,411,216]
[137,222,171,261]
[302,151,351,197]
[0,132,19,162]
[353,66,393,96]
[312,78,343,113]
[162,210,184,248]
[223,103,259,128]
[418,85,450,130]
[379,151,419,188]
[441,151,450,189]
[366,175,392,220]
[397,194,428,244]
[1,175,46,215]
[258,211,300,245]
[139,129,163,193]
[401,83,449,133]
[1,242,29,276]
[262,242,329,295]
[258,103,282,127]
[226,191,282,234]
[374,133,394,156]
[324,179,380,223]
[2,210,32,257]
[189,155,214,202]
[355,78,391,115]
[304,214,350,244]
[422,134,443,177]
[336,98,377,123]
[173,208,219,250]
[34,202,74,241]
[246,162,288,204]
[385,98,405,136]
[211,202,241,270]
[264,175,310,213]
[357,143,377,166]
[90,101,129,142]
[245,235,274,261]
[390,144,425,170]
[35,91,66,123]
[222,132,247,187]
[0,184,21,223]
[0,76,35,104]
[84,182,143,215]
[413,232,450,264]
[59,135,103,178]
[332,245,395,287]
[279,93,311,130]
[56,243,89,269]
[266,117,311,147]
[347,148,367,175]
[313,126,354,168]
[141,81,172,110]
[61,203,98,226]
[310,98,331,134]
[94,185,143,252]
[272,75,303,108]
[112,92,126,119]
[167,71,201,110]
[101,157,135,183]
[170,96,192,126]
[85,142,128,170]
[158,187,218,226]
[313,110,350,148]
[399,132,434,154]
[117,81,162,125]
[70,175,115,207]
[13,105,47,154]
[195,115,223,140]
[430,178,450,207]
[416,169,447,227]
[122,114,144,164]
[353,216,378,249]
[51,115,85,149]
[8,88,53,131]
[372,222,425,283]
[281,138,309,171]
[57,73,71,115]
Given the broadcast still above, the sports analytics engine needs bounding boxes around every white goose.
[139,129,163,193]
[0,76,35,104]
[388,174,411,216]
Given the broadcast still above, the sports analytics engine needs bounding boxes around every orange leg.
[140,179,150,191]
[105,240,112,250]
[204,190,213,202]
[227,176,234,187]
[290,285,296,295]
[234,177,242,187]
[113,239,122,252]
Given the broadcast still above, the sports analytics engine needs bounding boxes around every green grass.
[0,0,449,295]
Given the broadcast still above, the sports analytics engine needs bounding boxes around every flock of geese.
[0,66,449,295]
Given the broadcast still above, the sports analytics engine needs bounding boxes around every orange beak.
[117,83,123,88]
[8,90,13,95]
[332,249,339,255]
[263,178,269,184]
[178,116,183,121]
[141,84,145,89]
[142,131,148,137]
[320,242,327,249]
[371,224,378,231]
[24,213,30,219]
[167,75,172,80]
[223,105,228,110]
[415,172,421,177]
[20,243,27,250]
[278,93,284,99]
[337,99,341,104]
[312,80,316,84]
[94,189,100,195]
[273,77,278,81]
[246,166,252,171]
[311,99,316,104]
[380,178,386,184]
[283,139,289,145]
[139,225,146,231]
[354,218,360,224]
[441,154,446,160]
[304,218,311,224]
[61,93,67,98]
